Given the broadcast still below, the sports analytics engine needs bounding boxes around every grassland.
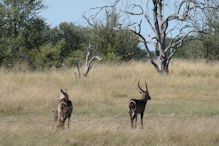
[0,60,219,146]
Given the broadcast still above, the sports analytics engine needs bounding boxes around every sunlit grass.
[0,60,219,145]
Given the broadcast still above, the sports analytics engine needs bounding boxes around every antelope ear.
[60,89,64,94]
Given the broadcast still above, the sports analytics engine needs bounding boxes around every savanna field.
[0,60,219,146]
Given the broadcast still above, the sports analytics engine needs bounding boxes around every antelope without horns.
[128,81,151,128]
[53,89,73,129]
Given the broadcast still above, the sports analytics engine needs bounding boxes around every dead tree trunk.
[83,42,103,77]
[128,0,195,74]
[74,42,103,78]
[74,62,81,79]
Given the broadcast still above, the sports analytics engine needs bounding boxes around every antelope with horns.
[53,89,73,129]
[128,81,151,128]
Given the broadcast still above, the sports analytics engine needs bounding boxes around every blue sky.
[40,0,106,27]
[40,0,190,40]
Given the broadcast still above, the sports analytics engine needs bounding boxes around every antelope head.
[138,81,151,101]
[57,89,69,101]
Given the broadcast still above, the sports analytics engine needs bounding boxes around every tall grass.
[0,60,219,145]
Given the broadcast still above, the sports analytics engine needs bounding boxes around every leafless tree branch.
[84,0,218,74]
[74,42,103,78]
[83,42,103,78]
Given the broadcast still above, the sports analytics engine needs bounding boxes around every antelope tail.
[128,100,136,113]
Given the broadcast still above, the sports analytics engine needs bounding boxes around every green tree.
[1,0,45,38]
[175,1,219,61]
[198,9,219,61]
[49,22,88,67]
[59,22,85,55]
[0,0,46,67]
[88,9,144,61]
[21,17,49,50]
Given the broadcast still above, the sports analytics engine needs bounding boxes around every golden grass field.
[0,60,219,146]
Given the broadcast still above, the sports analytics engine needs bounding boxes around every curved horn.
[145,81,148,91]
[138,81,145,92]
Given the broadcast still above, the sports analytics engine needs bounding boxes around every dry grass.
[0,60,219,146]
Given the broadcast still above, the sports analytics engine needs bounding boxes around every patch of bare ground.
[0,115,218,145]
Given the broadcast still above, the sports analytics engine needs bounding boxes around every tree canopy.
[0,0,218,70]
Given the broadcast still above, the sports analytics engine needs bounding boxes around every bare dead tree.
[73,62,81,79]
[74,42,103,78]
[83,42,103,77]
[84,0,218,74]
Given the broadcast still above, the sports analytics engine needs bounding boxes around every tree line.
[0,0,218,70]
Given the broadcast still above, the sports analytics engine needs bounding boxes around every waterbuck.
[53,89,73,129]
[128,81,151,128]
